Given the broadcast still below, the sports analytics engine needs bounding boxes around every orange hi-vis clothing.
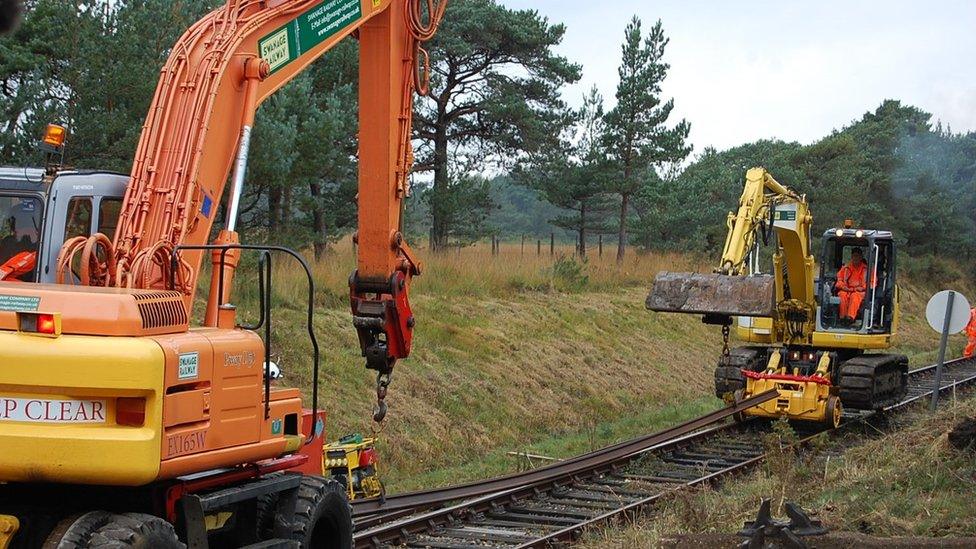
[965,308,976,358]
[836,259,869,321]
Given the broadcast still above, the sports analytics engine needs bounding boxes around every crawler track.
[354,357,976,548]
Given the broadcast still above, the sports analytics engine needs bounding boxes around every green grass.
[392,396,718,492]
[206,240,972,494]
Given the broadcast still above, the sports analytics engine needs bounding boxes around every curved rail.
[353,356,976,548]
[352,390,779,518]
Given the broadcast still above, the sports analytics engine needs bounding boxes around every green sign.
[0,295,40,312]
[774,210,797,222]
[259,0,363,74]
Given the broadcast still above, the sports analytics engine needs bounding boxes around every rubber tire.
[284,476,352,549]
[254,473,285,540]
[43,511,184,549]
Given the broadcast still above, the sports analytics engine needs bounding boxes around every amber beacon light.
[42,124,67,150]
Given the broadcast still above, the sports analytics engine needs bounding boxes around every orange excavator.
[0,0,445,547]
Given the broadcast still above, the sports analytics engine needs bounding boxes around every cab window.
[98,198,122,236]
[64,197,93,240]
[819,239,893,333]
[0,195,43,281]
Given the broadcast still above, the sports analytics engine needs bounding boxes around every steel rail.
[516,356,976,547]
[352,419,745,534]
[891,356,976,409]
[357,356,975,529]
[352,356,976,547]
[350,391,778,545]
[351,389,778,520]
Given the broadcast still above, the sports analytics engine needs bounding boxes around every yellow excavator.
[647,167,907,427]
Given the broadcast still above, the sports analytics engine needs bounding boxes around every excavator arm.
[718,167,804,276]
[647,168,816,342]
[57,0,445,391]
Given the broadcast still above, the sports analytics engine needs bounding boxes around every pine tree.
[415,0,580,250]
[604,17,690,263]
[516,87,614,257]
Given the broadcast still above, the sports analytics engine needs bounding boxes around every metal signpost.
[925,290,971,410]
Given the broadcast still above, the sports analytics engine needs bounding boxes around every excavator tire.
[714,346,768,398]
[281,475,352,549]
[254,472,285,540]
[838,354,909,410]
[43,511,184,549]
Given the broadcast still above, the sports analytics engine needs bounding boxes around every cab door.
[0,193,45,282]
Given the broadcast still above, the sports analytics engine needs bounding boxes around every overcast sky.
[503,0,976,155]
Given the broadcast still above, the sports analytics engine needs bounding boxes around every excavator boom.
[52,0,444,384]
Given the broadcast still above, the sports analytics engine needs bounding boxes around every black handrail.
[171,244,320,446]
[239,251,270,332]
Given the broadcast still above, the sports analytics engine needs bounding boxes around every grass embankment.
[213,240,972,492]
[581,393,976,548]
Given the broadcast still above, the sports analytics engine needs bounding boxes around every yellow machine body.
[736,284,900,351]
[324,436,384,500]
[734,348,843,427]
[0,331,166,485]
[0,285,305,486]
[0,514,19,549]
[741,376,833,424]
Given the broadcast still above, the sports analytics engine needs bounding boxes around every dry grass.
[580,394,976,548]
[255,237,702,301]
[208,240,716,488]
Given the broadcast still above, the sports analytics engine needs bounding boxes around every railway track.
[353,356,976,549]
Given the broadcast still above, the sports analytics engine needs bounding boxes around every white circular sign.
[925,290,971,335]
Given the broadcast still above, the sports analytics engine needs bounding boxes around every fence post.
[550,233,555,256]
[521,234,525,256]
[599,234,603,258]
[537,239,541,256]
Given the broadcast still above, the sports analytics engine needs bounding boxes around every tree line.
[642,101,976,263]
[0,1,972,264]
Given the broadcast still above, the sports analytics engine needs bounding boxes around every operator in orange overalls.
[836,247,869,325]
[965,307,976,358]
